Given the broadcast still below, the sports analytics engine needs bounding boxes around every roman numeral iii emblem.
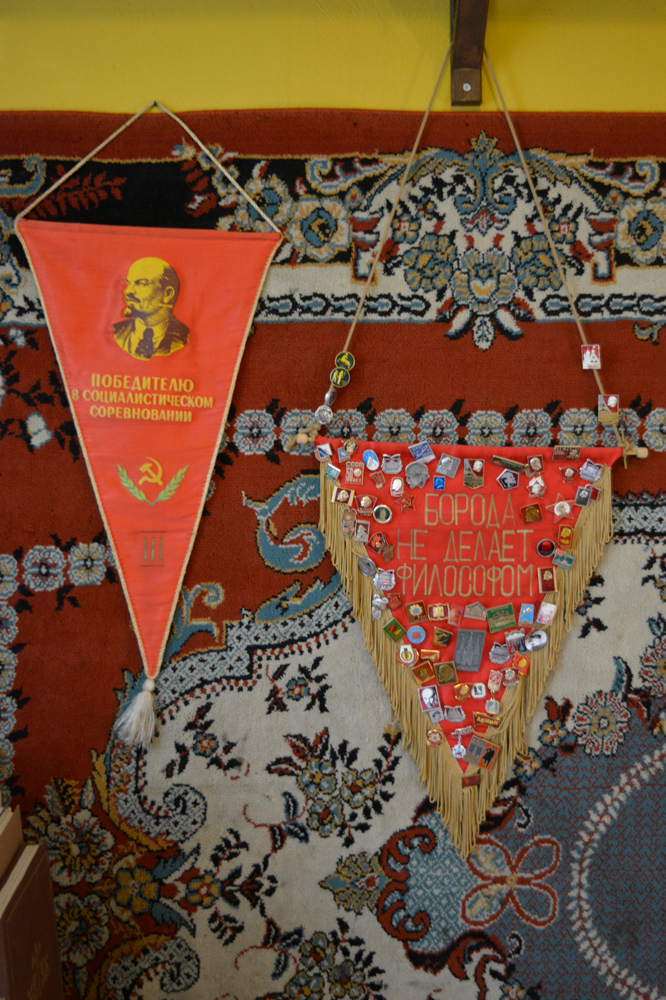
[142,535,163,565]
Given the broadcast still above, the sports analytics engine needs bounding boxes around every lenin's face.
[124,258,174,320]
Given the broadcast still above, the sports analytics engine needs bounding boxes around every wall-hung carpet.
[1,110,665,1000]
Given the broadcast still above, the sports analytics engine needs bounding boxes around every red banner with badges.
[18,220,280,690]
[318,438,621,854]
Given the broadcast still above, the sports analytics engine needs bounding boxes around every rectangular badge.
[598,394,619,425]
[408,441,436,463]
[536,601,557,626]
[582,344,601,369]
[476,741,499,771]
[537,567,557,593]
[491,455,528,474]
[412,662,436,686]
[453,629,486,672]
[353,520,370,544]
[435,661,458,685]
[553,548,575,570]
[428,603,449,622]
[406,601,427,624]
[553,446,581,460]
[464,735,486,766]
[557,524,574,550]
[518,603,534,626]
[331,486,354,506]
[462,773,481,787]
[433,627,453,647]
[436,453,461,478]
[419,685,442,713]
[464,602,487,622]
[345,461,365,486]
[473,711,501,729]
[463,459,484,489]
[520,503,543,525]
[383,619,406,642]
[574,485,592,508]
[487,603,517,633]
[324,464,341,482]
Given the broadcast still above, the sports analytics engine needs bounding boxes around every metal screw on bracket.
[463,82,472,92]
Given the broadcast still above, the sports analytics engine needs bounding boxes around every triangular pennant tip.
[318,438,622,854]
[18,220,280,677]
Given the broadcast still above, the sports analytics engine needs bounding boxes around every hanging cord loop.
[484,51,645,463]
[309,45,452,434]
[14,100,282,235]
[340,46,452,359]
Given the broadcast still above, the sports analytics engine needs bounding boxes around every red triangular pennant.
[318,439,622,853]
[19,220,280,681]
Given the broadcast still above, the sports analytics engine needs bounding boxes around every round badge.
[397,644,418,666]
[426,729,443,748]
[334,351,355,371]
[357,557,377,578]
[373,504,393,524]
[330,367,351,388]
[406,625,426,645]
[536,539,555,558]
[314,404,333,425]
[363,449,380,471]
[525,629,548,651]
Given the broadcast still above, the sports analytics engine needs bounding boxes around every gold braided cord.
[14,102,158,225]
[339,45,452,358]
[15,100,281,235]
[483,51,623,450]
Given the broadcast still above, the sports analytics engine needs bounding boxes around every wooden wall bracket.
[450,0,490,105]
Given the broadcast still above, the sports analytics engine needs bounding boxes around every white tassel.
[113,679,157,749]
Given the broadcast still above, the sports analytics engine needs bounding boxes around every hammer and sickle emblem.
[138,457,164,486]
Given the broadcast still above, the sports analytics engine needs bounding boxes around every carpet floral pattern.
[1,110,665,999]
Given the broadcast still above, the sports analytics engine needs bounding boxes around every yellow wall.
[2,0,665,113]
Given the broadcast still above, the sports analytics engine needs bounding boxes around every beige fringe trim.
[320,464,614,857]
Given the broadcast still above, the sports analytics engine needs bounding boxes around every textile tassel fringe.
[320,464,614,857]
[113,678,157,750]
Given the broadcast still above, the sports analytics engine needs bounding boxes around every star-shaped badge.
[545,494,574,523]
[396,493,415,512]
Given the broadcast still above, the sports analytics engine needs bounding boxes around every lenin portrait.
[113,257,189,360]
